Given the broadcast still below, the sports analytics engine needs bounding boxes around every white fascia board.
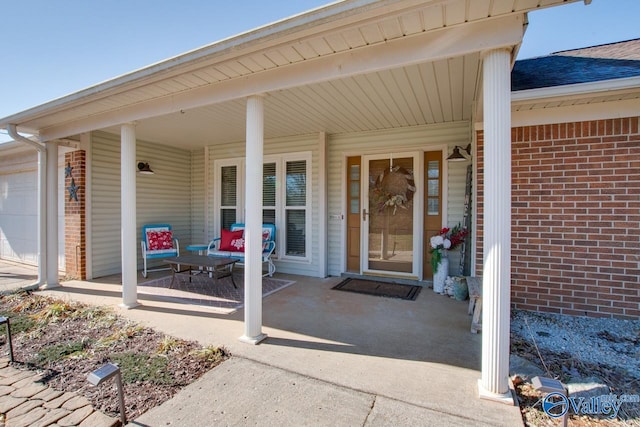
[511,97,640,128]
[474,97,640,130]
[39,14,525,141]
[0,0,421,128]
[511,76,640,104]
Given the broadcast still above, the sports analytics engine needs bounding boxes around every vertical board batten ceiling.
[125,56,482,148]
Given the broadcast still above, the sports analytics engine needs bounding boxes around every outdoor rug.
[138,274,295,314]
[332,278,421,301]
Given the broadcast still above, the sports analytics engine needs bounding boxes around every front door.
[362,153,419,277]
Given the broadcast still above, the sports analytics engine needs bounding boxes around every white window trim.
[214,152,312,263]
[213,158,244,239]
[279,152,312,263]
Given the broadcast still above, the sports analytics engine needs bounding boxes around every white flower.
[443,239,452,249]
[430,235,443,248]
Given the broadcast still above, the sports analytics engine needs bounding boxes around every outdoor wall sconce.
[137,162,154,174]
[87,363,127,424]
[447,144,471,162]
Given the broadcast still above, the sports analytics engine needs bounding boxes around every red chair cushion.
[219,229,245,252]
[147,231,174,251]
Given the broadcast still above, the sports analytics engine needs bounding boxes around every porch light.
[87,363,127,424]
[137,162,154,174]
[447,144,471,162]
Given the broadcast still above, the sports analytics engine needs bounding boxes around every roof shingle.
[512,38,640,91]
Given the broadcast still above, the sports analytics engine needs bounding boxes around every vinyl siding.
[90,131,191,278]
[206,133,322,277]
[326,122,471,277]
[191,149,206,245]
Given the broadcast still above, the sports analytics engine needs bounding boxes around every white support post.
[120,123,139,308]
[36,149,47,287]
[479,48,514,404]
[43,142,60,288]
[239,95,267,345]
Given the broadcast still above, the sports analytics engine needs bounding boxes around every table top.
[164,255,237,268]
[185,244,209,251]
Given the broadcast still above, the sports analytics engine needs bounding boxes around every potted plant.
[430,224,468,293]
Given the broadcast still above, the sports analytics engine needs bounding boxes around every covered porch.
[0,0,584,403]
[41,269,523,426]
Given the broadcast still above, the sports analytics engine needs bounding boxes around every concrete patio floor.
[0,260,523,426]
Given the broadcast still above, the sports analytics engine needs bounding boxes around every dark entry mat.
[332,278,421,301]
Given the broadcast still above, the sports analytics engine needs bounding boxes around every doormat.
[138,274,295,314]
[332,278,421,301]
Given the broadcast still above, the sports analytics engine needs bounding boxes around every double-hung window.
[284,158,307,258]
[215,152,311,261]
[219,163,240,230]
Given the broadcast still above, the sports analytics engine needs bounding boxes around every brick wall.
[476,117,640,319]
[64,150,86,280]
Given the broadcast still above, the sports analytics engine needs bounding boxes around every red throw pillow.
[219,229,245,252]
[147,231,174,251]
[262,230,271,251]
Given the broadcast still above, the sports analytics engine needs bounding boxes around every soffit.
[3,0,579,145]
[511,77,640,113]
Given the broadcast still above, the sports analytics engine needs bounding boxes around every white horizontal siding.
[90,133,122,277]
[206,133,322,277]
[326,122,471,277]
[191,149,206,245]
[90,131,191,278]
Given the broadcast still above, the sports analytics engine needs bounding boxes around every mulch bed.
[0,291,228,421]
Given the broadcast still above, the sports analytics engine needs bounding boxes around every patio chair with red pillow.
[141,224,180,278]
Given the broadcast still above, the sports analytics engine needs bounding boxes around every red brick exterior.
[476,117,640,319]
[64,150,86,280]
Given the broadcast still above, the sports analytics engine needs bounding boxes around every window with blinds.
[215,152,311,262]
[220,165,237,230]
[285,160,306,257]
[263,162,276,225]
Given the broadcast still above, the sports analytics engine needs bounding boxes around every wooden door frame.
[342,148,447,280]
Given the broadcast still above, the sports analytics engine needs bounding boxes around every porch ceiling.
[1,0,582,147]
[106,54,482,149]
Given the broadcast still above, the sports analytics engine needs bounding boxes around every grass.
[31,339,92,365]
[110,352,173,385]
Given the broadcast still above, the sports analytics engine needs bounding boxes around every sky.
[0,0,638,142]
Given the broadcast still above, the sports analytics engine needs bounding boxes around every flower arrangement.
[430,224,469,273]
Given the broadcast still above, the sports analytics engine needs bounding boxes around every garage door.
[0,149,66,270]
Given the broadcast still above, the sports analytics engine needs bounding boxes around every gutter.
[6,124,46,289]
[7,124,44,152]
[0,0,399,128]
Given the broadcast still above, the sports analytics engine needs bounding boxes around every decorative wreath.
[370,165,416,214]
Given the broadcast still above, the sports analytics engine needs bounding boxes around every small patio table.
[164,255,238,289]
[185,244,209,255]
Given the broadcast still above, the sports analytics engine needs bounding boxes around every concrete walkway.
[0,260,524,426]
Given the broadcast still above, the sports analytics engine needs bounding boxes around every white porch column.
[240,95,267,345]
[479,48,513,403]
[43,142,60,288]
[37,149,47,287]
[121,123,139,308]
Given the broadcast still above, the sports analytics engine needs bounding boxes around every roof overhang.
[0,0,581,147]
[507,75,640,128]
